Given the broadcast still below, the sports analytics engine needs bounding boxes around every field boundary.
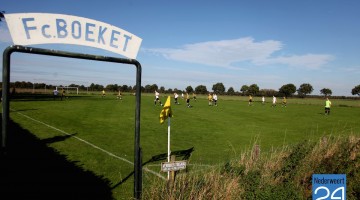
[10,108,166,180]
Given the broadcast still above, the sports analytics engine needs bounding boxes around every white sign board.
[161,161,187,172]
[5,13,142,59]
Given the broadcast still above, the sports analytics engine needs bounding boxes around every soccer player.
[102,89,106,98]
[53,89,58,100]
[272,96,277,107]
[193,93,197,101]
[282,97,287,107]
[154,90,163,106]
[61,88,66,100]
[213,93,218,106]
[186,92,191,108]
[117,90,122,100]
[248,95,253,106]
[262,96,265,105]
[174,93,179,104]
[325,97,332,115]
[208,93,213,106]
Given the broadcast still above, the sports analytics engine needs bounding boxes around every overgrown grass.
[143,135,360,199]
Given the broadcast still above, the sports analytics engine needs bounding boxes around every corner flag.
[160,96,172,124]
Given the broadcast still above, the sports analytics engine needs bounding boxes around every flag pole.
[167,116,171,180]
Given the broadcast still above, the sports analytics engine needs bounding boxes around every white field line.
[11,109,166,180]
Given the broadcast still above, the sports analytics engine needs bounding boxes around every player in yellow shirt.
[102,89,106,98]
[282,97,287,107]
[325,98,331,115]
[208,93,213,106]
[61,88,66,100]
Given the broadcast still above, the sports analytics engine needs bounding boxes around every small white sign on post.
[161,160,187,172]
[5,13,142,59]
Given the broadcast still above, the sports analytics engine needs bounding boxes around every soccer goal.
[55,86,79,95]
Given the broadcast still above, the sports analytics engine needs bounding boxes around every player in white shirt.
[213,93,218,106]
[174,93,179,104]
[154,90,163,106]
[272,96,277,107]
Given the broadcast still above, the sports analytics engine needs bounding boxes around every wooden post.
[170,155,176,183]
[161,158,187,199]
[168,155,176,200]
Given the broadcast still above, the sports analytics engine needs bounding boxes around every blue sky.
[1,0,360,96]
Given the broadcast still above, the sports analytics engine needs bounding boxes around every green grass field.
[6,93,360,199]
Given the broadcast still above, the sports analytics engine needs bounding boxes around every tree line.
[2,81,360,97]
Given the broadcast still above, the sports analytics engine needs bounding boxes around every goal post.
[55,86,79,95]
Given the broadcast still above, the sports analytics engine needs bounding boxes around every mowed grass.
[8,93,360,199]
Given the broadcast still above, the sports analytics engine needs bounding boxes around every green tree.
[240,85,249,96]
[227,87,235,95]
[68,83,79,88]
[279,83,296,97]
[185,86,194,93]
[166,88,173,94]
[35,83,46,89]
[248,84,260,96]
[195,85,208,94]
[159,86,165,93]
[121,84,130,92]
[106,84,118,92]
[212,82,225,94]
[89,83,104,91]
[89,83,95,91]
[297,83,313,97]
[259,89,277,97]
[144,84,151,93]
[13,81,32,88]
[351,85,360,96]
[320,88,332,97]
[150,84,158,92]
[79,85,86,90]
[144,84,158,93]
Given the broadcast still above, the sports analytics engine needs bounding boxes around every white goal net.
[55,86,79,94]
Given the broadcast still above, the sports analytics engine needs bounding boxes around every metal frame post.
[1,45,143,199]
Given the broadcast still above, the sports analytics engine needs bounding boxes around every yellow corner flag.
[160,96,172,124]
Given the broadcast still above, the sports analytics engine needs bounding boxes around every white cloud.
[258,54,335,69]
[144,37,334,70]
